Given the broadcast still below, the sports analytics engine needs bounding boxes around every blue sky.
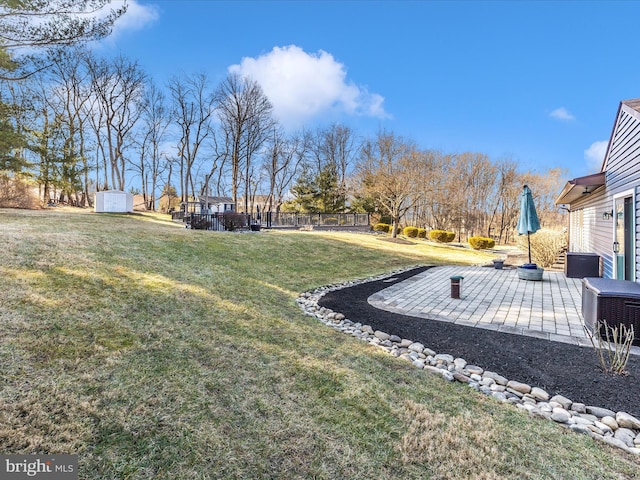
[99,0,640,179]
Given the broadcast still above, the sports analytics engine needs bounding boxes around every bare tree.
[215,73,275,212]
[86,53,145,191]
[135,81,170,210]
[42,47,94,205]
[262,128,309,214]
[355,130,422,237]
[168,72,215,204]
[308,124,357,212]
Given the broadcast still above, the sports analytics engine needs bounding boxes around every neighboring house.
[555,98,640,280]
[193,196,235,213]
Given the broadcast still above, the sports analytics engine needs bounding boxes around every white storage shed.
[95,190,134,213]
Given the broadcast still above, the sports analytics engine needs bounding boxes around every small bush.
[468,236,493,250]
[516,229,566,268]
[587,320,634,375]
[390,225,402,236]
[403,226,419,238]
[0,174,40,209]
[417,228,427,239]
[430,230,455,243]
[373,223,390,233]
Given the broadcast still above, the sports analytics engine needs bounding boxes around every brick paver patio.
[369,265,595,347]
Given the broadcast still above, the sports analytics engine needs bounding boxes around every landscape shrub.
[429,230,456,243]
[373,223,390,233]
[403,226,419,238]
[0,174,40,209]
[417,228,427,239]
[468,236,494,250]
[516,229,566,268]
[587,320,634,375]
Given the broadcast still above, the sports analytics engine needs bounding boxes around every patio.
[368,265,640,355]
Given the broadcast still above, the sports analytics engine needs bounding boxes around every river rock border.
[296,266,640,455]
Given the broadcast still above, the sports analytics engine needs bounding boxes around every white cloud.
[228,45,388,130]
[584,140,608,171]
[109,0,159,37]
[549,107,575,121]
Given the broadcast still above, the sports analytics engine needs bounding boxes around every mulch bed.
[318,266,640,418]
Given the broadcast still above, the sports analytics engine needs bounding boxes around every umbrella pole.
[528,232,532,264]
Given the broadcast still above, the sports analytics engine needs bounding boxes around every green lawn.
[0,209,638,479]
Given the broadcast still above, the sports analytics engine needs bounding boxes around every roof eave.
[554,172,606,206]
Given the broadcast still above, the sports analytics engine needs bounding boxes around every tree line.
[0,1,566,242]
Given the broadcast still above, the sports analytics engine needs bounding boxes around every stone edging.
[296,266,640,456]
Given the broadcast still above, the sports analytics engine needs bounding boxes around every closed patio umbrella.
[517,185,541,265]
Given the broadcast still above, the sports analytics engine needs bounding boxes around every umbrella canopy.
[517,185,541,235]
[517,185,541,265]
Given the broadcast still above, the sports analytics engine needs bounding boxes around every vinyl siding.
[567,102,640,279]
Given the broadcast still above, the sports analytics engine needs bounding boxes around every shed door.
[614,195,634,280]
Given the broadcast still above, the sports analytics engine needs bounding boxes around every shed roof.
[554,172,606,205]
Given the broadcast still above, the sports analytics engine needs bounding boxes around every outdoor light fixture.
[603,210,614,220]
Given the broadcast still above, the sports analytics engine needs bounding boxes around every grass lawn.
[1,208,638,479]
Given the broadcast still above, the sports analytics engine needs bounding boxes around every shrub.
[0,174,40,209]
[403,226,419,238]
[390,225,402,236]
[373,223,390,233]
[468,236,494,250]
[587,320,634,375]
[417,228,427,239]
[516,229,566,268]
[430,230,456,243]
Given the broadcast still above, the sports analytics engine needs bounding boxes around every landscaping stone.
[507,380,531,394]
[551,408,571,424]
[570,402,586,414]
[616,412,640,430]
[614,428,636,447]
[587,406,616,419]
[530,387,549,401]
[483,371,508,385]
[466,365,484,375]
[435,353,454,363]
[454,358,467,370]
[550,395,572,410]
[374,330,390,341]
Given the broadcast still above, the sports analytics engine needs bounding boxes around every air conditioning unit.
[566,253,600,278]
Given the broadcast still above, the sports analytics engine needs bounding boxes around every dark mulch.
[318,266,640,418]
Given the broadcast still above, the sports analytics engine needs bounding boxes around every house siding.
[567,102,640,280]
